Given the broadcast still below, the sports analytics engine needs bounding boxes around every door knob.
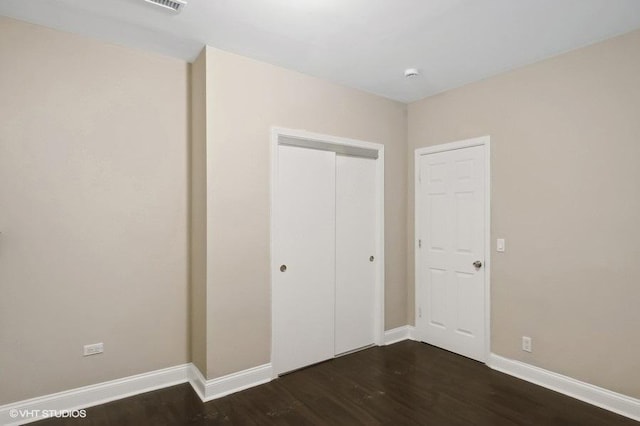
[280,265,287,272]
[473,260,482,269]
[369,256,375,262]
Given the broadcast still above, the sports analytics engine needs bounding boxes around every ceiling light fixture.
[404,68,420,78]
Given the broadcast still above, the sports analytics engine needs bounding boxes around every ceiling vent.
[144,0,187,13]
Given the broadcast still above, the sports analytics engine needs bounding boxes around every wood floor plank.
[33,341,638,425]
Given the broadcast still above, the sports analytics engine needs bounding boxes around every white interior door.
[416,144,486,361]
[273,145,336,375]
[335,154,377,355]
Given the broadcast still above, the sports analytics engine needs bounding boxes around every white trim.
[270,127,386,376]
[0,364,190,425]
[187,365,207,401]
[272,127,385,152]
[383,325,416,345]
[414,136,491,362]
[1,363,276,425]
[5,353,636,425]
[483,138,491,363]
[374,145,386,347]
[488,354,640,422]
[414,137,488,155]
[189,364,273,402]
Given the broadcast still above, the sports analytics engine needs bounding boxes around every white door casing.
[335,154,377,355]
[415,137,490,362]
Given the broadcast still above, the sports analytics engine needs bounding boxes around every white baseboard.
[11,344,635,424]
[189,363,273,402]
[488,353,640,422]
[0,364,191,425]
[1,362,275,425]
[0,325,417,425]
[384,325,415,345]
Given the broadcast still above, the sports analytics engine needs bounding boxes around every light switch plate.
[497,238,505,252]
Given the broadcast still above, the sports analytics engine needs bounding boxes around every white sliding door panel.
[335,155,377,355]
[273,145,336,375]
[416,143,487,362]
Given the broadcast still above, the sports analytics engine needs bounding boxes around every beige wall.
[204,47,407,378]
[408,29,640,398]
[189,49,208,374]
[0,17,190,404]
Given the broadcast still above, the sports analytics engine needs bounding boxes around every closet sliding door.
[272,131,382,377]
[273,145,336,375]
[335,154,377,355]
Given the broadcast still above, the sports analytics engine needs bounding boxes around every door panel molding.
[415,136,491,362]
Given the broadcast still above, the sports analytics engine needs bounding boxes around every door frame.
[414,136,491,362]
[270,127,385,376]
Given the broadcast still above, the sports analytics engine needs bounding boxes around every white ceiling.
[2,0,640,102]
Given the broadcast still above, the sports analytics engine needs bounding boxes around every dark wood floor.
[36,341,637,425]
